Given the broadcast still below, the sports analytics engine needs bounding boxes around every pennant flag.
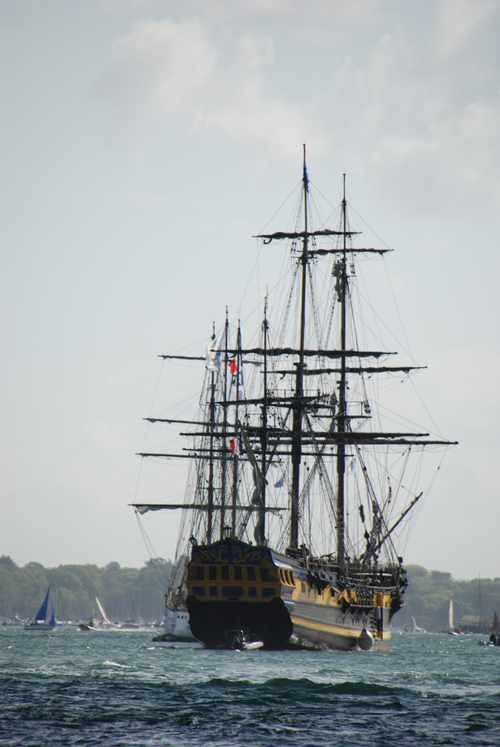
[348,458,356,474]
[229,359,238,374]
[205,329,225,372]
[274,475,285,488]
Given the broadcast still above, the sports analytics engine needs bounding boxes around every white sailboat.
[448,600,462,635]
[95,596,117,628]
[412,615,425,633]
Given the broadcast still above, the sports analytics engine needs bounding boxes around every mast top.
[303,143,309,192]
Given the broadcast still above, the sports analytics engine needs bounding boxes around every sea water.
[1,626,499,746]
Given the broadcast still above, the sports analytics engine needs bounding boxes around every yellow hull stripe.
[291,615,391,641]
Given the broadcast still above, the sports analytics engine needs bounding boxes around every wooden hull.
[289,598,391,651]
[185,539,399,651]
[186,596,292,649]
[186,596,390,651]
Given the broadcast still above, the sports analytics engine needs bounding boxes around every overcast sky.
[1,0,499,579]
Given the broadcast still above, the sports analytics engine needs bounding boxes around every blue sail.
[35,585,50,622]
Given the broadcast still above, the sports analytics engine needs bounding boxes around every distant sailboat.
[120,601,140,629]
[477,611,500,646]
[412,615,425,633]
[24,585,56,630]
[79,597,116,631]
[448,600,461,635]
[95,596,114,627]
[456,576,493,633]
[490,611,500,634]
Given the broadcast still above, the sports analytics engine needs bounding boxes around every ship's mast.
[207,325,216,543]
[336,174,348,567]
[261,298,268,540]
[231,322,242,536]
[478,574,482,626]
[290,145,309,548]
[136,161,458,563]
[219,309,229,539]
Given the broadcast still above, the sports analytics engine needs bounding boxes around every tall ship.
[134,152,456,650]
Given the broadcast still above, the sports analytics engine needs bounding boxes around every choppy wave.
[1,628,499,746]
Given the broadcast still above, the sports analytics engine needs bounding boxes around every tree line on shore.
[1,556,499,631]
[400,566,500,632]
[0,555,172,624]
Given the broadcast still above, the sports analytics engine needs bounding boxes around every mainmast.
[290,144,309,548]
[336,174,348,568]
[261,299,268,540]
[219,309,229,539]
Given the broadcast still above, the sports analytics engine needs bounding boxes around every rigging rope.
[134,512,170,589]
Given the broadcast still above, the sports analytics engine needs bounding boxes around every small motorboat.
[79,619,98,631]
[225,629,264,651]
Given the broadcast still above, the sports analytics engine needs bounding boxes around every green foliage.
[0,555,16,567]
[399,565,500,632]
[0,559,172,623]
[24,562,45,571]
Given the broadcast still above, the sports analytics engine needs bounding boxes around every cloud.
[435,0,495,59]
[419,347,500,434]
[91,18,323,158]
[91,3,500,210]
[325,8,500,217]
[368,97,500,196]
[97,0,394,25]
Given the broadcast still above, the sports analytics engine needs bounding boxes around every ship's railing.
[284,547,406,596]
[315,562,402,595]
